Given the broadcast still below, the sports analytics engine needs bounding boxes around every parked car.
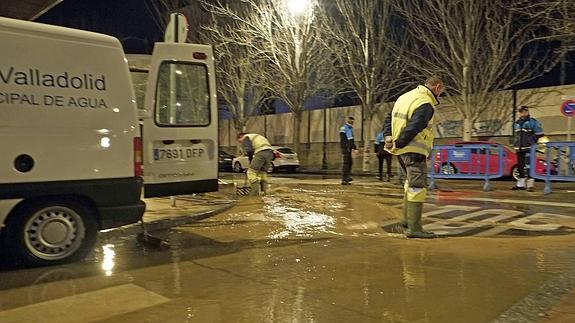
[432,141,556,180]
[233,146,300,173]
[219,150,235,172]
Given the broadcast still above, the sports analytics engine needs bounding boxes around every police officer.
[383,76,444,239]
[237,133,274,196]
[375,130,392,181]
[512,106,544,192]
[340,116,358,185]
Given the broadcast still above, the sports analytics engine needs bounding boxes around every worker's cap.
[518,106,529,112]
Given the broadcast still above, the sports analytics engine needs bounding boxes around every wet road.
[1,176,575,322]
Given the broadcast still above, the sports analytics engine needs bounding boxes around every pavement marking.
[494,268,575,323]
[382,204,575,237]
[0,284,169,323]
[423,205,480,217]
[434,196,575,208]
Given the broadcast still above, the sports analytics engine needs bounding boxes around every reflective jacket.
[514,116,544,152]
[339,123,356,153]
[388,85,439,157]
[242,133,272,158]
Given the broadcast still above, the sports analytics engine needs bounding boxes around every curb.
[99,202,237,240]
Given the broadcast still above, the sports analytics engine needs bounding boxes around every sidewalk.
[100,184,237,239]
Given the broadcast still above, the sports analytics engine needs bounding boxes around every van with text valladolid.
[0,17,218,266]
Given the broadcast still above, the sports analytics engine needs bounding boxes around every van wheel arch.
[1,195,99,266]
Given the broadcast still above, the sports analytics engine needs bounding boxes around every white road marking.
[449,209,523,222]
[0,284,169,323]
[423,205,480,218]
[433,197,575,208]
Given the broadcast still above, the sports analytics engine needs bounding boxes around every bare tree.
[323,0,411,172]
[203,0,336,154]
[516,0,575,85]
[516,0,575,51]
[202,18,268,153]
[395,0,562,141]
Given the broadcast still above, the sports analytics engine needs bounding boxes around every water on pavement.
[1,181,575,322]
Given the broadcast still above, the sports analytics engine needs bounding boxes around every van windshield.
[155,62,210,127]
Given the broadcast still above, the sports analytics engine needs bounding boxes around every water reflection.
[263,196,337,239]
[101,244,115,276]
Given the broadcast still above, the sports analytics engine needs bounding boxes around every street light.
[287,0,312,17]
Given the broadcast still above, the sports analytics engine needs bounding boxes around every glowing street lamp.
[286,0,312,16]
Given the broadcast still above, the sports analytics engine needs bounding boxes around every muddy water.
[1,185,575,322]
[163,185,575,322]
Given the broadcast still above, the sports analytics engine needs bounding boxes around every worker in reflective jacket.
[512,106,544,192]
[383,76,444,239]
[238,133,274,196]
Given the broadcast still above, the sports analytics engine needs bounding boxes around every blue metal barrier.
[428,144,505,192]
[529,142,575,194]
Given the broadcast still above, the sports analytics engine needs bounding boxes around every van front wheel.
[4,200,97,266]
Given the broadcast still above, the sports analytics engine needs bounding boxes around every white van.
[0,18,147,266]
[0,18,220,266]
[127,48,219,198]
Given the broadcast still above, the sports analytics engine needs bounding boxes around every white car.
[233,146,300,173]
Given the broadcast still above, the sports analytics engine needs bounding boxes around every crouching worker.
[383,76,444,239]
[237,133,274,196]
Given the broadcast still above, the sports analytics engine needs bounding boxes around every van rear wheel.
[4,200,97,266]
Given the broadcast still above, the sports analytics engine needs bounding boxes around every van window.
[131,70,148,110]
[155,62,210,127]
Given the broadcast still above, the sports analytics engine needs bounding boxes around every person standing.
[340,116,358,185]
[383,76,444,239]
[374,130,393,181]
[512,106,544,192]
[237,133,274,196]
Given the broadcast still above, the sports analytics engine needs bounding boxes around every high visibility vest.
[245,133,272,154]
[391,85,438,157]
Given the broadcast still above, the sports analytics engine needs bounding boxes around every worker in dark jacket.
[512,106,544,191]
[383,76,444,239]
[340,116,358,185]
[374,130,392,181]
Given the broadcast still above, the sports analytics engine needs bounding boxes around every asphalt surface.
[1,173,575,322]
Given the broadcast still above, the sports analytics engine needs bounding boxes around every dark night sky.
[36,0,575,90]
[37,0,165,54]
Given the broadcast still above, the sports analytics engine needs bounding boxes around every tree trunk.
[292,111,302,155]
[362,116,372,173]
[234,120,246,155]
[462,118,473,141]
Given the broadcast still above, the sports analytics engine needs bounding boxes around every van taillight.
[193,52,207,60]
[134,137,143,177]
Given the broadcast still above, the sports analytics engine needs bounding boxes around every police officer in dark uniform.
[340,116,358,185]
[512,106,544,191]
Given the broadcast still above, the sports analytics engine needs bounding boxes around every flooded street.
[1,177,575,322]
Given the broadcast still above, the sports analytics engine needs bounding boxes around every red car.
[432,141,555,180]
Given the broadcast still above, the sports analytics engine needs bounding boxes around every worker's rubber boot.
[258,171,270,195]
[249,182,261,196]
[399,194,408,228]
[406,202,436,239]
[526,178,535,192]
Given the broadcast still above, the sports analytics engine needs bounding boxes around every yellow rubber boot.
[259,172,269,195]
[247,169,260,196]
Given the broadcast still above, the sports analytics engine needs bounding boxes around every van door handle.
[162,140,174,145]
